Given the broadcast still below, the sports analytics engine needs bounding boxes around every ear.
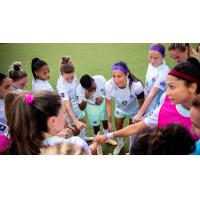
[47,116,56,132]
[189,83,198,94]
[126,72,129,78]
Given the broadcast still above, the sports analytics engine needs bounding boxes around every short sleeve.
[56,79,69,101]
[143,104,161,127]
[133,81,144,96]
[105,80,114,100]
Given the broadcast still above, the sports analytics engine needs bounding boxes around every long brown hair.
[8,91,62,155]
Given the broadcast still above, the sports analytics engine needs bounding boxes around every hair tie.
[112,65,129,74]
[25,93,34,104]
[149,45,165,57]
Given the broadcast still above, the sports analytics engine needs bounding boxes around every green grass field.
[0,43,177,154]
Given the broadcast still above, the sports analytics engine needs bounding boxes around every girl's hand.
[95,97,103,105]
[57,128,72,138]
[132,113,143,124]
[65,120,76,131]
[93,134,107,145]
[74,120,86,130]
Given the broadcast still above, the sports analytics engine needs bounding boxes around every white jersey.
[105,79,144,115]
[0,99,6,121]
[32,79,54,92]
[43,135,91,155]
[76,75,106,105]
[145,62,170,112]
[0,99,8,136]
[56,75,82,118]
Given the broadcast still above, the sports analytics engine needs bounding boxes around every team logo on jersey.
[100,88,104,92]
[75,96,78,101]
[160,82,166,87]
[122,101,127,105]
[93,121,97,124]
[130,95,134,98]
[152,78,156,83]
[61,93,65,97]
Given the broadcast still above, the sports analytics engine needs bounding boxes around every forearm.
[64,101,78,123]
[112,121,148,137]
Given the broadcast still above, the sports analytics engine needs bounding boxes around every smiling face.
[112,70,127,88]
[35,65,50,80]
[0,78,12,99]
[166,75,197,109]
[169,49,189,63]
[148,50,163,67]
[191,106,200,137]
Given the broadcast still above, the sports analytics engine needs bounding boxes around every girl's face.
[63,72,75,83]
[166,75,196,108]
[148,50,163,67]
[169,49,188,63]
[0,78,12,99]
[36,65,50,80]
[191,107,200,137]
[12,76,28,89]
[112,70,127,88]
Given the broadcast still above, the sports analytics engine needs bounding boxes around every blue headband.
[112,65,129,74]
[149,45,165,57]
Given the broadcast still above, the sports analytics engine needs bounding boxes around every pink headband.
[25,93,34,104]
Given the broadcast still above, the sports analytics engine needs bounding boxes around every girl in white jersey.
[133,43,170,123]
[31,58,54,92]
[76,74,117,148]
[8,62,28,92]
[7,91,96,154]
[105,61,145,154]
[56,56,89,141]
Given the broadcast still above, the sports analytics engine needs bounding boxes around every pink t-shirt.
[158,96,198,141]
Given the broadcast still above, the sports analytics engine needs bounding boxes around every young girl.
[77,74,117,146]
[190,94,200,154]
[8,61,28,91]
[7,91,95,155]
[56,56,89,141]
[0,73,12,123]
[168,43,200,63]
[105,61,145,154]
[0,73,12,153]
[31,58,54,92]
[94,57,200,145]
[133,43,170,123]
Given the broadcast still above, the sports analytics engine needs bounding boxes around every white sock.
[117,137,124,145]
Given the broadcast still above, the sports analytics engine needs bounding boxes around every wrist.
[106,132,114,139]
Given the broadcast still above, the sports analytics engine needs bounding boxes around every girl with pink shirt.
[94,57,200,145]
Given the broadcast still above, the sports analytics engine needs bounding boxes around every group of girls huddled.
[0,43,200,155]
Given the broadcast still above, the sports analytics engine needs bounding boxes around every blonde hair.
[40,142,87,155]
[8,62,27,81]
[169,43,200,61]
[60,56,75,74]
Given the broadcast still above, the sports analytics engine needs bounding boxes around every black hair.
[171,57,200,94]
[130,124,195,155]
[113,61,143,90]
[0,73,8,85]
[80,74,94,89]
[31,58,47,80]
